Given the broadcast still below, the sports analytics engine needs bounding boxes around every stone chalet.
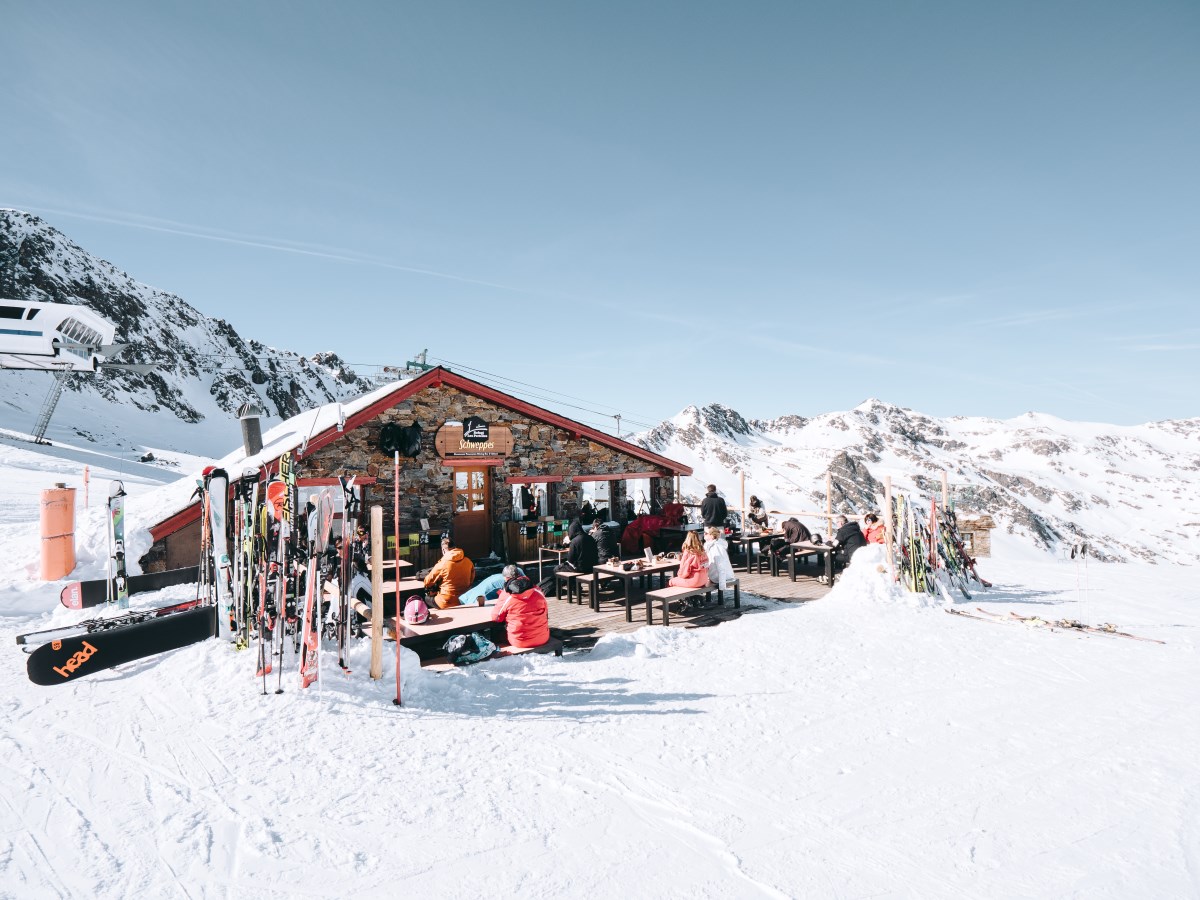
[142,366,692,570]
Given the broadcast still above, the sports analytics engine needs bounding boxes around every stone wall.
[303,383,674,534]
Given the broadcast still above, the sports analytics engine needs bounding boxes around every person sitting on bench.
[460,564,525,606]
[668,532,709,589]
[591,517,620,562]
[704,526,736,589]
[491,574,550,649]
[423,536,475,609]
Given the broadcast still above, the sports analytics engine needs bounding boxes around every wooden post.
[825,473,833,536]
[740,471,746,528]
[369,505,383,680]
[884,476,895,582]
[393,452,402,706]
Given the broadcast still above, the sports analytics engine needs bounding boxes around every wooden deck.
[547,565,831,649]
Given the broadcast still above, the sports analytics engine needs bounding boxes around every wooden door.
[452,467,490,559]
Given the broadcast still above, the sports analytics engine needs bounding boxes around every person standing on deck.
[700,485,728,528]
[747,496,769,530]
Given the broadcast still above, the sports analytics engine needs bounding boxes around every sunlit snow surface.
[1,454,1198,898]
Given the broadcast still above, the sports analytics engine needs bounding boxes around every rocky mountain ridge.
[0,210,371,454]
[637,401,1200,564]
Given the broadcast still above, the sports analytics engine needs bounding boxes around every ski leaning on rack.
[298,489,335,690]
[26,605,216,686]
[60,566,200,610]
[108,481,129,609]
[205,468,235,640]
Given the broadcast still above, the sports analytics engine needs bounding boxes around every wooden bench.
[569,572,597,605]
[645,579,740,626]
[554,569,581,601]
[422,636,565,672]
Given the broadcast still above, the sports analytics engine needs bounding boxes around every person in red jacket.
[863,513,886,545]
[491,574,550,649]
[668,532,710,589]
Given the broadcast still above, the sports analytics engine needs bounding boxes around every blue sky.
[2,0,1197,430]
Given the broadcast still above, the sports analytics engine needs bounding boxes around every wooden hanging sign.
[435,422,513,457]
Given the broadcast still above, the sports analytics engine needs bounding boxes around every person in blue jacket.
[459,564,525,606]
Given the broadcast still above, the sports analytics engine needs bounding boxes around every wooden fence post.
[825,473,833,536]
[369,505,383,680]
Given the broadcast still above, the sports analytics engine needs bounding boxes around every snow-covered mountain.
[0,210,371,456]
[637,401,1200,564]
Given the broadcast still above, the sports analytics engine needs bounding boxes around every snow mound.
[824,544,944,609]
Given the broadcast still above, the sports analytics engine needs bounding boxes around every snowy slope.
[0,210,372,456]
[1,523,1197,897]
[638,401,1200,564]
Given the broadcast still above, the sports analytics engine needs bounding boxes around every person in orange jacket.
[423,536,475,609]
[491,574,550,648]
[863,513,886,545]
[668,532,710,589]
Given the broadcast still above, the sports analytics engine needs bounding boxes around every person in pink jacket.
[668,532,710,589]
[491,574,550,649]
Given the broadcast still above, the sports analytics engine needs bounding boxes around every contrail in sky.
[20,205,530,294]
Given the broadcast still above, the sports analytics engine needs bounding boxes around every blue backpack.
[444,632,498,666]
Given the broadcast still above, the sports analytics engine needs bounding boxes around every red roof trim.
[297,477,378,486]
[150,504,201,542]
[570,472,662,482]
[440,457,505,467]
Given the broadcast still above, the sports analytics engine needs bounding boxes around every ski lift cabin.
[0,299,116,371]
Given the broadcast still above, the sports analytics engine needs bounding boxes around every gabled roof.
[149,366,689,541]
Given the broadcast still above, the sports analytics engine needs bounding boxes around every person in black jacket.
[700,485,728,528]
[591,518,620,562]
[770,516,812,562]
[565,519,599,573]
[826,515,867,582]
[539,519,598,594]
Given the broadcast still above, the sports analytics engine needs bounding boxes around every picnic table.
[590,558,682,623]
[727,530,784,574]
[784,541,837,584]
[538,545,569,583]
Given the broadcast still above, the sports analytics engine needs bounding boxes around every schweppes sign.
[434,422,513,458]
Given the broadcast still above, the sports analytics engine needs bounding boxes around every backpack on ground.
[444,631,498,665]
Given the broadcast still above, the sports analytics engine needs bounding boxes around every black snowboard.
[60,566,200,610]
[26,606,216,686]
